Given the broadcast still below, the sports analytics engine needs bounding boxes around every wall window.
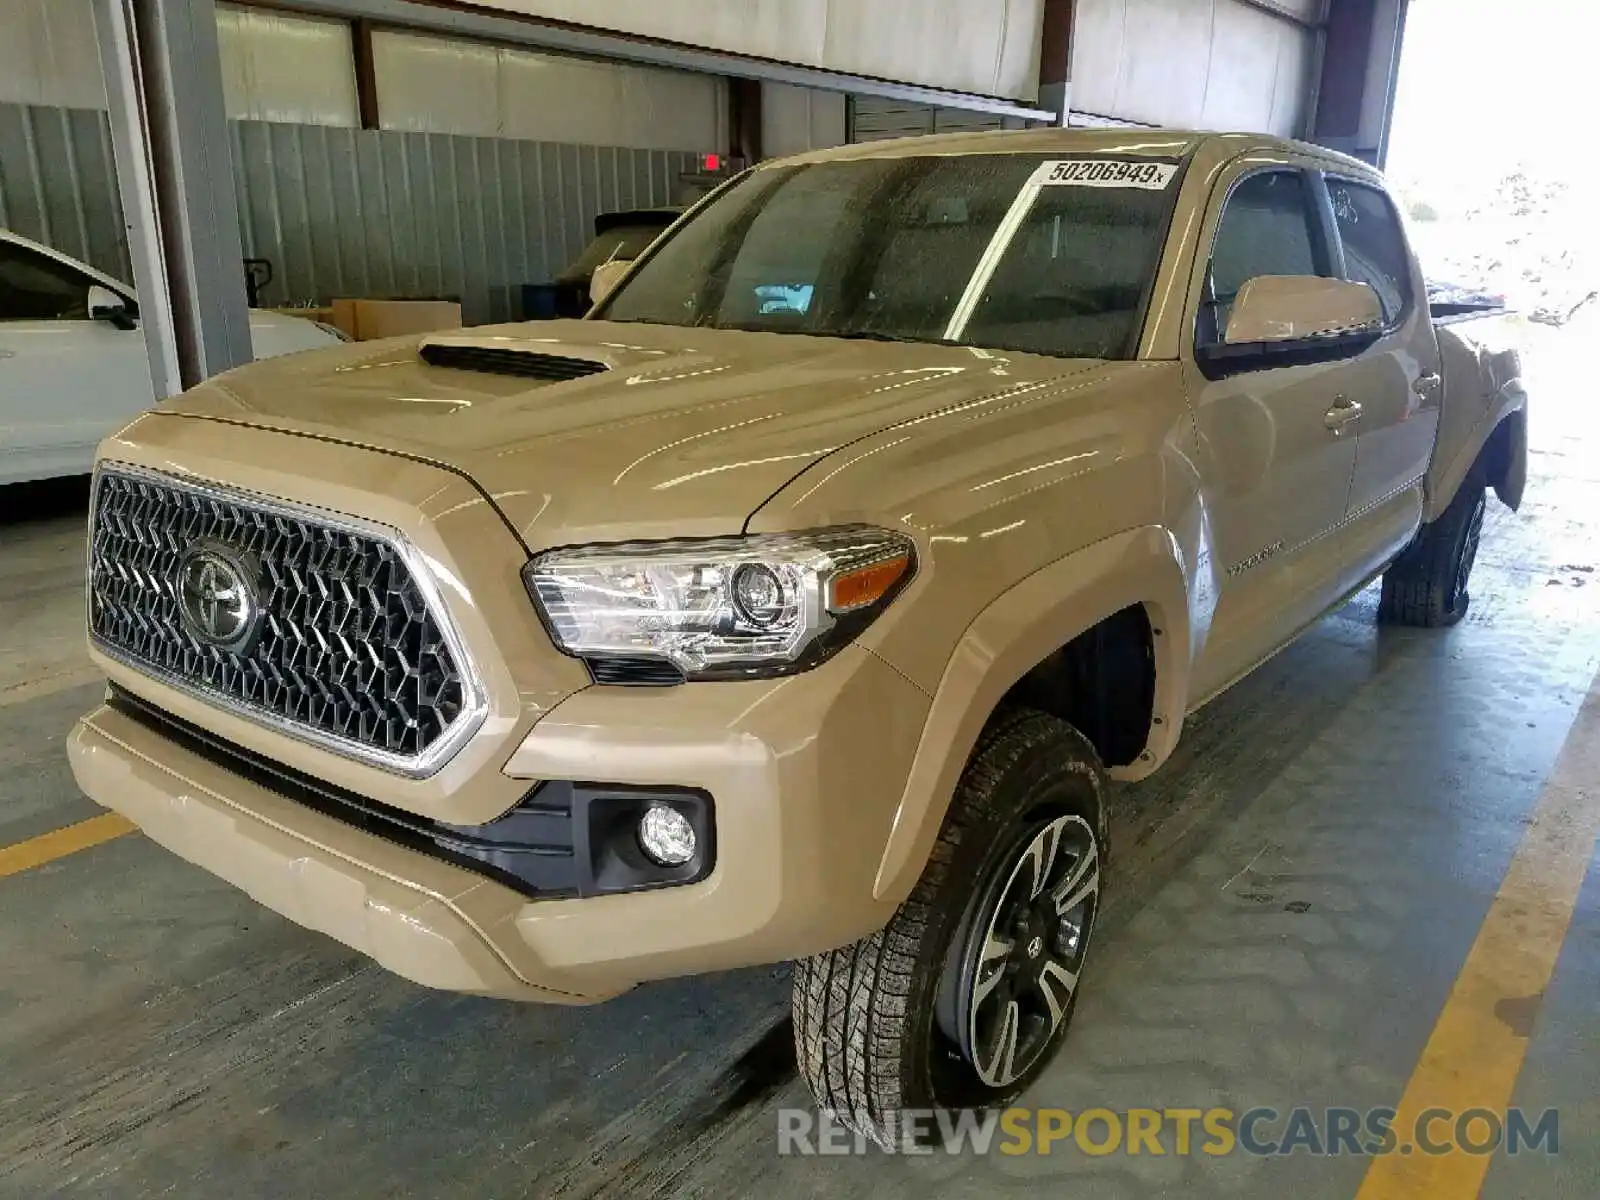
[216,5,360,127]
[371,31,726,154]
[1329,180,1412,324]
[0,0,107,110]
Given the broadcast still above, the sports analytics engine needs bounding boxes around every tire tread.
[791,707,1100,1146]
[1379,465,1486,628]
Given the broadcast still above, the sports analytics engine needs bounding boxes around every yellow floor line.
[1356,669,1600,1199]
[0,813,135,880]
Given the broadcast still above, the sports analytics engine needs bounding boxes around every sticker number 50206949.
[1034,159,1178,190]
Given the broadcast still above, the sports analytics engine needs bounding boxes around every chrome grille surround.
[87,463,488,778]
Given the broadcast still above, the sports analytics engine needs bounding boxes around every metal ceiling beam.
[250,0,1056,121]
[1233,0,1325,31]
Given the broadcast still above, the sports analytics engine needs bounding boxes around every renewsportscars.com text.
[777,1106,1560,1158]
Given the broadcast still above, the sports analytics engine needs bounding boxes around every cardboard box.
[330,299,463,341]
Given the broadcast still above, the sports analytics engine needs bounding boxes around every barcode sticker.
[1032,160,1178,190]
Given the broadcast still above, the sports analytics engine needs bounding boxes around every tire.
[791,708,1107,1147]
[1378,465,1488,628]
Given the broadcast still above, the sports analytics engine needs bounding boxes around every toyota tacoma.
[68,129,1527,1140]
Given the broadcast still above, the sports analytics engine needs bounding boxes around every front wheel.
[791,708,1106,1146]
[1378,465,1487,628]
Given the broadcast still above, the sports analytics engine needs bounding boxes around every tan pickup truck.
[68,129,1526,1141]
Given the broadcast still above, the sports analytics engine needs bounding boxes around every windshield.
[596,153,1182,360]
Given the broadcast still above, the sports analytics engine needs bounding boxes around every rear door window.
[1328,180,1413,324]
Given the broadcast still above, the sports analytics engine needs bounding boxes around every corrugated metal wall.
[0,103,129,282]
[230,122,699,323]
[0,102,699,326]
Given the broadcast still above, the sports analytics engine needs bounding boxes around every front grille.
[419,343,609,381]
[89,466,480,774]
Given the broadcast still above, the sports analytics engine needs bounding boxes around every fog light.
[638,803,697,866]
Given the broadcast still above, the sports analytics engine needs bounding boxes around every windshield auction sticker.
[1032,159,1178,189]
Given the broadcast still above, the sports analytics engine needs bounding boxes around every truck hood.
[160,319,1121,548]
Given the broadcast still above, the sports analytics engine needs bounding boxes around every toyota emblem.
[177,543,261,652]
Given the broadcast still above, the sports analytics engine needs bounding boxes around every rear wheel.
[1378,465,1487,628]
[791,709,1106,1146]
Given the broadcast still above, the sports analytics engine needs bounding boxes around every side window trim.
[1296,165,1340,278]
[1305,170,1348,281]
[39,249,95,295]
[1323,172,1414,330]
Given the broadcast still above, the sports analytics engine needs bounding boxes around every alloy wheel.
[940,813,1100,1089]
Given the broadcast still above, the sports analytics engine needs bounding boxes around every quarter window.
[0,242,92,321]
[1201,171,1325,344]
[1329,180,1412,324]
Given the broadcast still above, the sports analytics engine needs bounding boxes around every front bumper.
[68,643,931,1003]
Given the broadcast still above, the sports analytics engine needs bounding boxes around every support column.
[728,77,763,167]
[353,18,382,131]
[1310,0,1410,167]
[93,0,251,397]
[1037,0,1074,127]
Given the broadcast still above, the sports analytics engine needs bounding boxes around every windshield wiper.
[601,320,943,346]
[817,330,928,344]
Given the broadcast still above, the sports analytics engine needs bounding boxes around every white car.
[0,231,344,485]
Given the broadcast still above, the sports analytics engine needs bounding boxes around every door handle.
[0,349,14,360]
[1324,396,1364,432]
[1414,371,1442,397]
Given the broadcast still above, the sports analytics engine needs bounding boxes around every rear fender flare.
[1489,402,1527,511]
[1427,374,1527,521]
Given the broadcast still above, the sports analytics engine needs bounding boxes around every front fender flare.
[871,525,1191,904]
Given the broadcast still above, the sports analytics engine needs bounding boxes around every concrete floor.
[1,323,1597,1198]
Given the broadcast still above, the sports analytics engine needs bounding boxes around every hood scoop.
[418,338,610,382]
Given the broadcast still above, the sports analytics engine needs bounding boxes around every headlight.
[525,527,915,681]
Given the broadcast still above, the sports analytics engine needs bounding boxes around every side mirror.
[1224,276,1382,344]
[88,284,137,331]
[587,259,632,311]
[1199,276,1383,379]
